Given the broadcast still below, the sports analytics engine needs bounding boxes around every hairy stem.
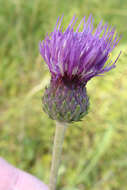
[49,121,67,190]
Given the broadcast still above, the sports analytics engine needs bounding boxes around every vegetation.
[0,0,127,189]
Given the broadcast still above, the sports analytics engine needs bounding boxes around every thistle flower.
[40,15,121,123]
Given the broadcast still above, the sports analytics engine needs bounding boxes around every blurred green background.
[0,0,127,189]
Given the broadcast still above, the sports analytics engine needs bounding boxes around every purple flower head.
[40,15,121,122]
[40,15,121,86]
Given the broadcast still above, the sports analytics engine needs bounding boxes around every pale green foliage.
[0,0,127,189]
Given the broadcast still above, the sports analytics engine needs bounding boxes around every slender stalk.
[49,121,67,190]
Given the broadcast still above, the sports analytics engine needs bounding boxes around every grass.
[0,0,127,189]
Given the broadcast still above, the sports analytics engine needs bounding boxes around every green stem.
[49,121,67,190]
